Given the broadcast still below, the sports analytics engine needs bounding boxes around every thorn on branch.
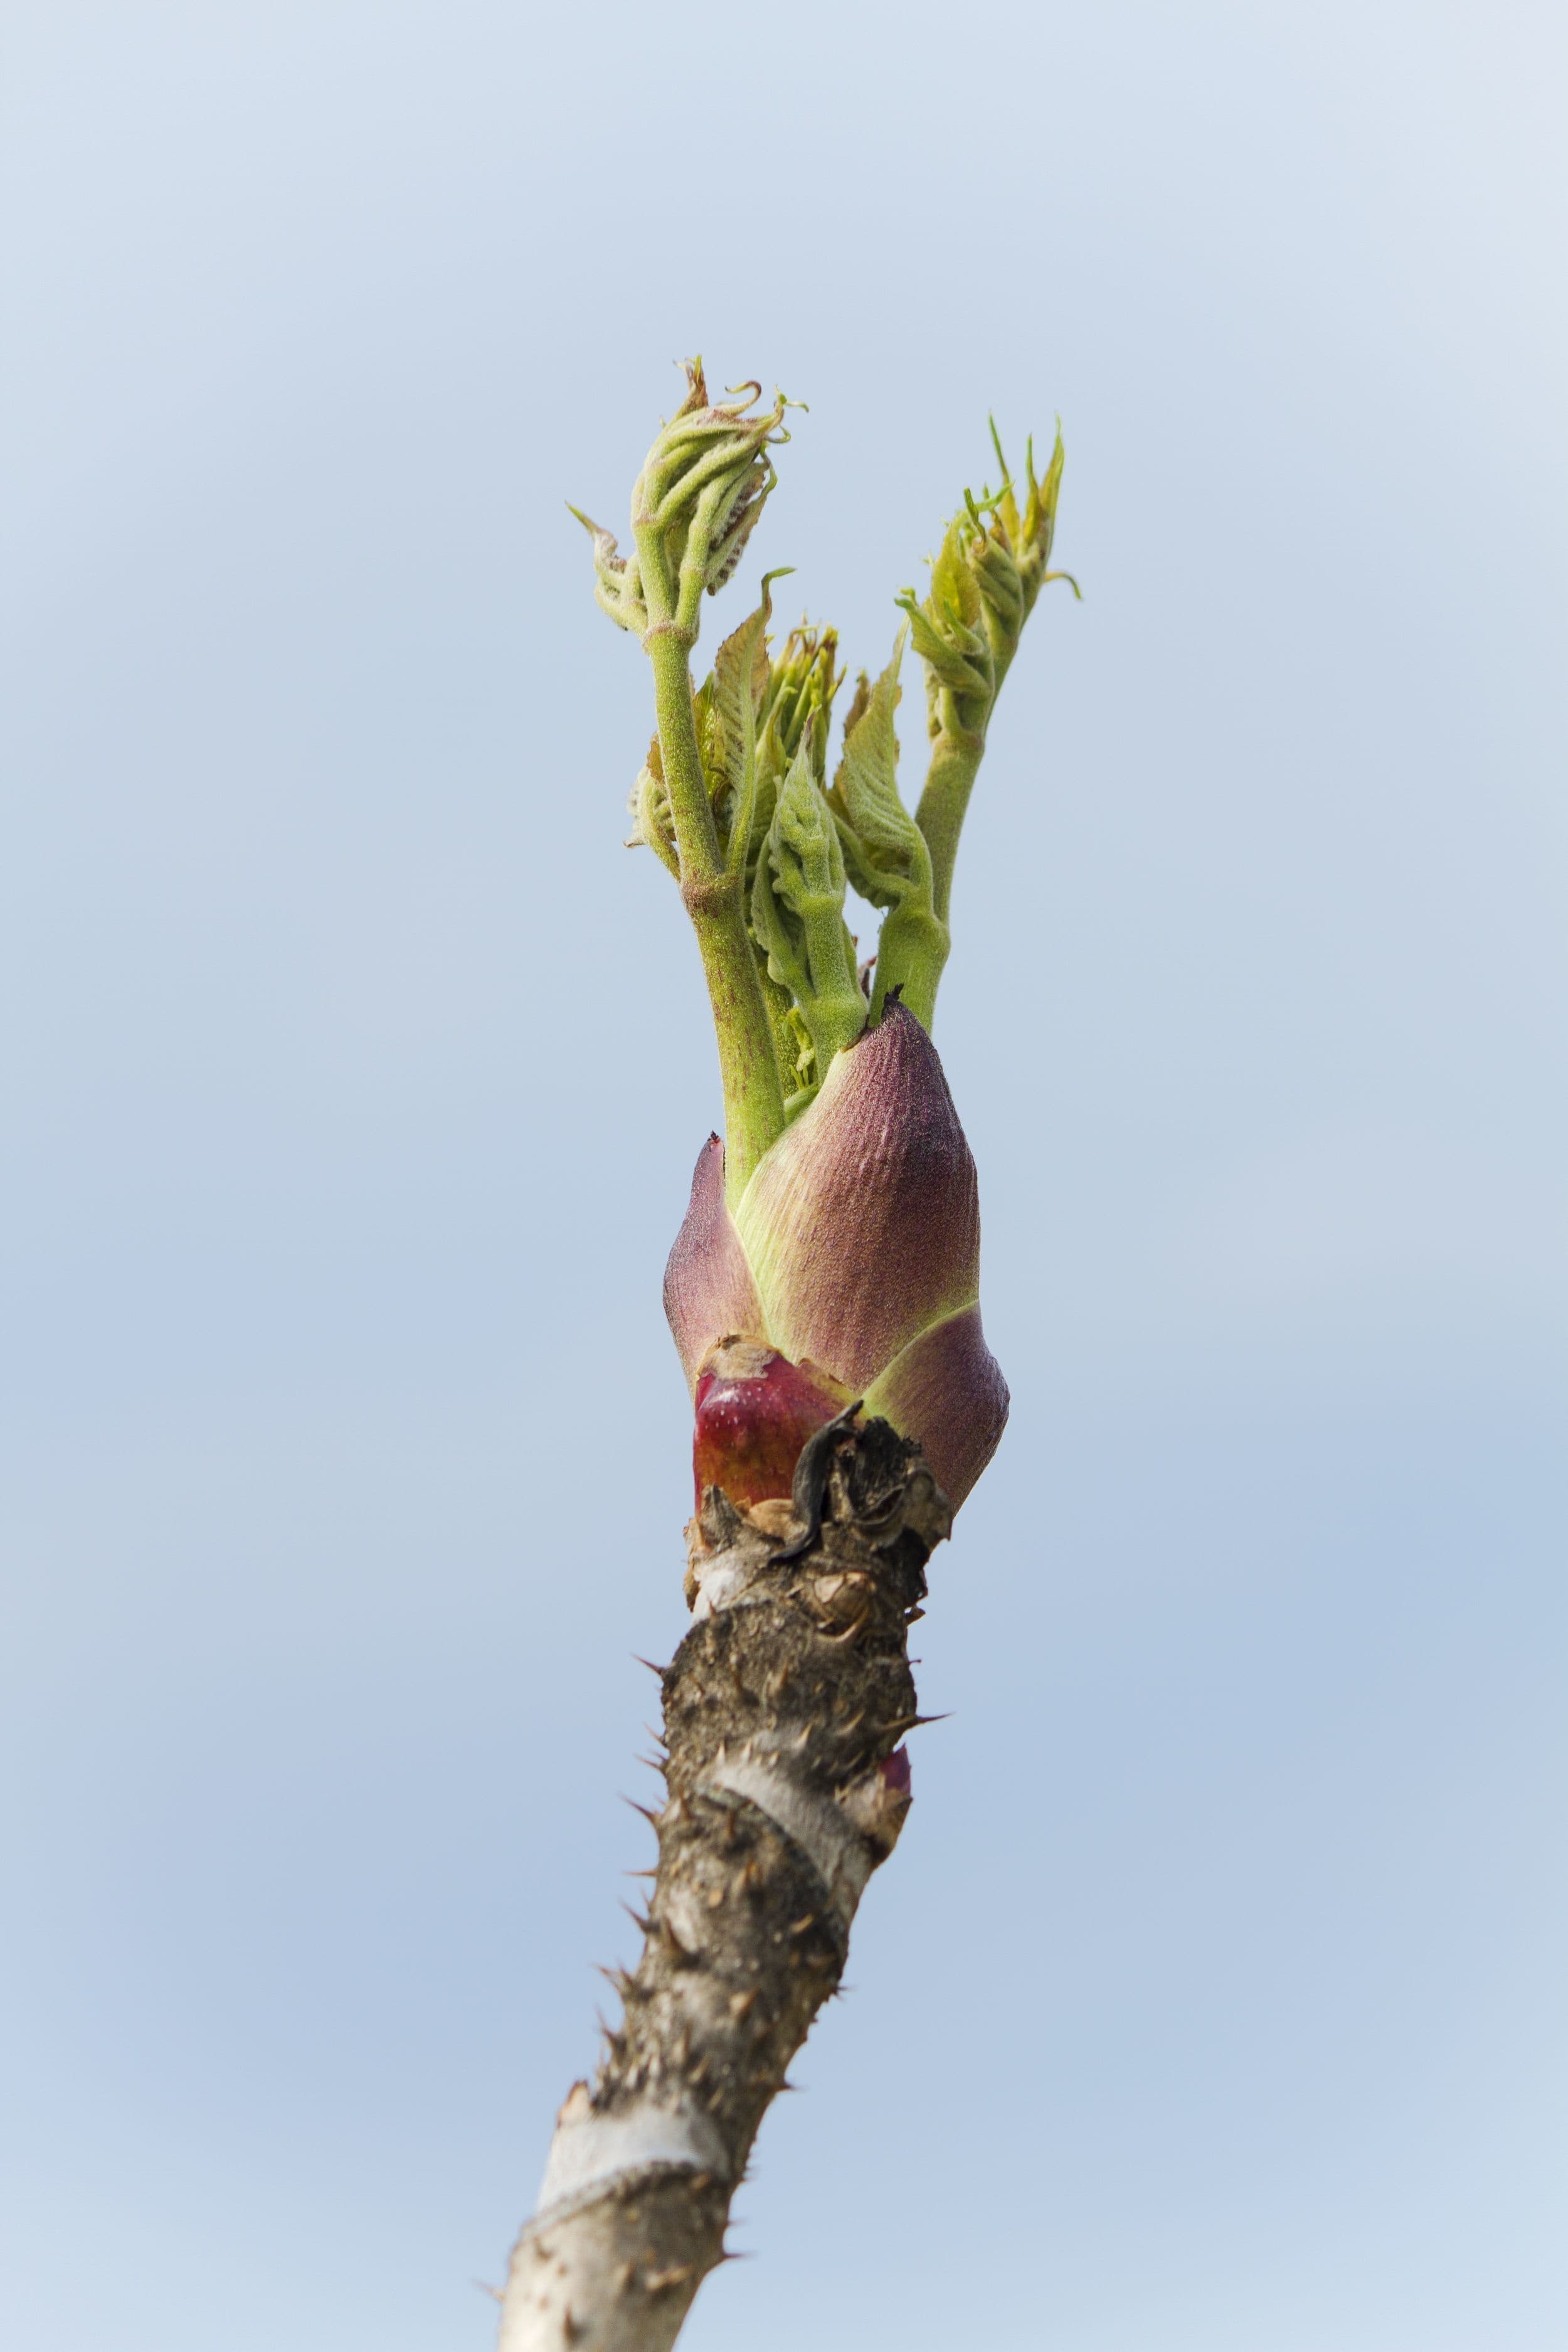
[644,2261,697,2294]
[660,1914,697,1963]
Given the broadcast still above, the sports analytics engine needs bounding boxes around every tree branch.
[497,1417,950,2351]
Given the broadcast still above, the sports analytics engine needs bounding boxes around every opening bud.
[665,1002,1008,1512]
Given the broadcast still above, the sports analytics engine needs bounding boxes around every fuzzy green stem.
[796,904,865,1072]
[905,616,1029,1011]
[914,721,986,927]
[640,607,785,1199]
[868,898,950,1030]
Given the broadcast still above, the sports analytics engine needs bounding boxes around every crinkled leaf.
[1013,426,1078,615]
[709,584,777,873]
[568,503,648,637]
[752,746,863,1072]
[705,457,775,595]
[762,625,840,783]
[751,809,809,1004]
[711,602,770,794]
[827,638,931,913]
[930,516,983,633]
[690,671,720,802]
[627,735,679,877]
[970,531,1025,647]
[770,741,847,917]
[784,1003,816,1101]
[896,591,993,701]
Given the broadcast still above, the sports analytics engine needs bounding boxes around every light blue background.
[4,3,1564,2346]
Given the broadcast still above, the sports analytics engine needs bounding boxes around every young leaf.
[706,576,781,874]
[627,736,679,877]
[827,637,932,913]
[752,745,866,1081]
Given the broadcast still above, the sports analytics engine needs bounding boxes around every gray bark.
[497,1413,950,2351]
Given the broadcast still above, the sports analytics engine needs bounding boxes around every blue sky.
[3,3,1565,2346]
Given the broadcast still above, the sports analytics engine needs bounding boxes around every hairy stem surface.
[497,1419,949,2352]
[642,609,785,1200]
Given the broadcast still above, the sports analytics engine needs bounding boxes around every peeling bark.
[497,1414,950,2352]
